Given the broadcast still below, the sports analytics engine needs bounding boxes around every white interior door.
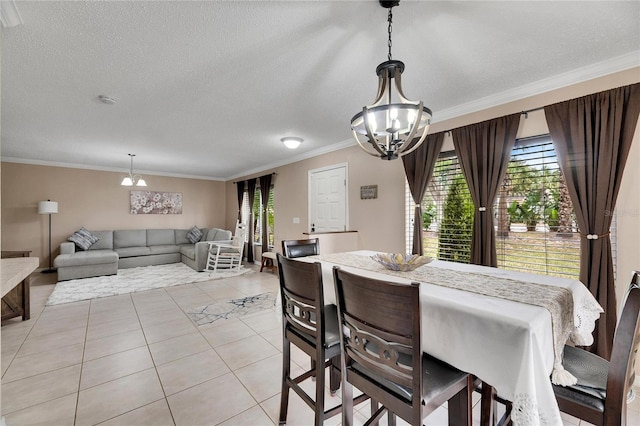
[309,164,347,232]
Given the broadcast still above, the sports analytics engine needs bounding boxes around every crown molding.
[0,157,226,181]
[433,51,640,123]
[1,0,23,28]
[226,138,356,181]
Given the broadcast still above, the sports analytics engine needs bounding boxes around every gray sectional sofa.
[54,227,232,281]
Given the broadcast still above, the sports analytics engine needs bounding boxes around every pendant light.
[350,0,432,160]
[121,154,147,187]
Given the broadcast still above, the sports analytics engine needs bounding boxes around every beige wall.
[1,163,227,269]
[224,146,408,255]
[227,68,640,314]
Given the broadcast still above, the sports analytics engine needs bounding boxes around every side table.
[1,255,38,322]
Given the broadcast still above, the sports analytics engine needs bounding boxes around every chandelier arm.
[399,112,430,157]
[399,130,430,157]
[352,129,385,157]
[393,68,413,104]
[362,108,388,156]
[370,73,388,108]
[399,101,424,148]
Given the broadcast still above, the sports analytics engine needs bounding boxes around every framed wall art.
[130,191,183,214]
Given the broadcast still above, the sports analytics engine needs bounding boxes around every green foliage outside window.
[438,176,474,263]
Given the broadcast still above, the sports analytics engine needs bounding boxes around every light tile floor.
[2,265,639,425]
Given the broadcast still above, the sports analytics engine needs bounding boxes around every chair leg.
[388,411,396,426]
[279,339,291,425]
[448,376,472,426]
[342,380,354,426]
[315,353,325,426]
[370,399,380,426]
[480,382,497,426]
[329,355,340,395]
[260,257,266,272]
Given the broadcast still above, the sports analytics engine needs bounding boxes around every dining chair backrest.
[333,267,423,423]
[605,271,640,423]
[553,270,640,426]
[282,238,319,258]
[277,253,325,340]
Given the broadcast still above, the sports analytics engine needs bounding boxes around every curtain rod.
[232,172,276,184]
[443,106,546,136]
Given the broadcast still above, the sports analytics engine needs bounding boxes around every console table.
[1,257,39,321]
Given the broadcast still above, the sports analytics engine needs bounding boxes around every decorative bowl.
[371,253,433,272]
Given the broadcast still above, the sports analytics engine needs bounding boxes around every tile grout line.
[73,297,93,426]
[132,286,178,426]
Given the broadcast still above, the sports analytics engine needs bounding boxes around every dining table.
[295,250,603,426]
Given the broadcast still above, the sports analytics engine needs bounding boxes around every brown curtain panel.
[452,113,520,267]
[236,180,245,223]
[402,132,446,255]
[259,174,273,253]
[246,179,257,263]
[544,83,640,359]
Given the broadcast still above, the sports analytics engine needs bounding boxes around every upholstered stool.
[260,251,277,273]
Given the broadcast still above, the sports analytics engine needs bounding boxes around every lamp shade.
[38,200,58,214]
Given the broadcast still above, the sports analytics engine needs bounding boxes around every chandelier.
[350,0,432,160]
[120,154,147,187]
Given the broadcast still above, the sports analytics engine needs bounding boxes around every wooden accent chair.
[551,271,640,426]
[333,267,473,426]
[282,238,319,259]
[205,224,246,272]
[276,254,367,425]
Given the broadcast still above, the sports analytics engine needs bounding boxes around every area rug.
[46,263,253,306]
[186,292,277,326]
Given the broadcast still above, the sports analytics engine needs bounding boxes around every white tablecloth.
[298,251,603,426]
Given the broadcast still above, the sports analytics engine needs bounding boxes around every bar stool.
[260,251,277,273]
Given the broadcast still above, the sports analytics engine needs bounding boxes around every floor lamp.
[38,199,58,274]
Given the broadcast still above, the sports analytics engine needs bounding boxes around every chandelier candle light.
[121,154,147,187]
[350,0,432,160]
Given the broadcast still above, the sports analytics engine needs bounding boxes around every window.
[240,185,274,246]
[407,135,586,280]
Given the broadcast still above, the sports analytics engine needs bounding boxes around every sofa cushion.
[67,227,100,251]
[176,228,208,245]
[54,250,118,267]
[147,229,176,246]
[186,226,203,244]
[114,230,146,248]
[205,228,232,242]
[180,245,196,259]
[89,231,114,250]
[149,245,181,255]
[114,247,151,258]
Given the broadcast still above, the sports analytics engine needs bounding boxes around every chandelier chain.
[387,8,393,61]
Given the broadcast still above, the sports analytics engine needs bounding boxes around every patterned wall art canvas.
[130,191,183,214]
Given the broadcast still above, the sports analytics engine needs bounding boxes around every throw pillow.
[68,227,100,251]
[186,226,203,244]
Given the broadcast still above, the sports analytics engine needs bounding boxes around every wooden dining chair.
[276,254,367,425]
[551,270,640,426]
[282,238,319,258]
[333,266,473,426]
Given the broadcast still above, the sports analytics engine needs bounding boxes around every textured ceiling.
[2,1,639,180]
